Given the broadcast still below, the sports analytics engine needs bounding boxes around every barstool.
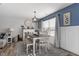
[26,43,33,55]
[26,38,33,55]
[39,37,48,54]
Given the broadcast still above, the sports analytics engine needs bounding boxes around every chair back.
[39,37,49,44]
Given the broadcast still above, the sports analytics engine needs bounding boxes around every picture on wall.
[63,12,70,25]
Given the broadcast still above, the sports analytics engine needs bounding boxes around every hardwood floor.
[0,41,77,56]
[0,43,16,56]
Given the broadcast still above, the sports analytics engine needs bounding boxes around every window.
[42,20,49,31]
[42,17,56,36]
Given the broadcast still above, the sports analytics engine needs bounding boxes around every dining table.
[32,34,50,56]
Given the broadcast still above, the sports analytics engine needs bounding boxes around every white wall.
[0,15,33,37]
[60,26,79,55]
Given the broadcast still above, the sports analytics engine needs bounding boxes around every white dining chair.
[39,37,49,54]
[26,43,33,55]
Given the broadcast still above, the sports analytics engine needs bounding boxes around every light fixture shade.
[32,16,37,21]
[33,18,37,21]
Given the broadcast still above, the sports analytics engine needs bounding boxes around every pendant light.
[32,11,37,21]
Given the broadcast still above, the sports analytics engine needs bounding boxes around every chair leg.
[39,45,42,55]
[45,47,47,53]
[27,45,28,55]
[45,45,48,54]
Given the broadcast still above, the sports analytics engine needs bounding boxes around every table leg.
[33,39,36,56]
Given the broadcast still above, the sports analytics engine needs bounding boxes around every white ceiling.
[0,3,72,19]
